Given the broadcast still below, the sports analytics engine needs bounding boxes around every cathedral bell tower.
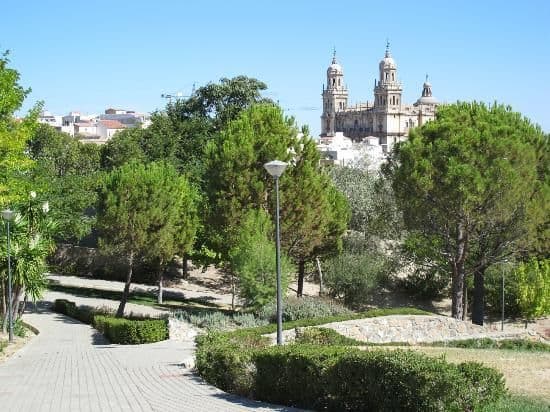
[321,50,348,136]
[374,42,403,113]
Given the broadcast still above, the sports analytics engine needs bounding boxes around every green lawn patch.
[426,337,550,352]
[479,394,549,411]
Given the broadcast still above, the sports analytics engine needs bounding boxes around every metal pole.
[275,176,283,345]
[501,264,505,332]
[7,220,13,342]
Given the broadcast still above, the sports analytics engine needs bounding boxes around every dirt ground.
[0,330,36,364]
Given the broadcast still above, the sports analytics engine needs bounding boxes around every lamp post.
[2,209,15,342]
[501,260,508,332]
[264,160,288,345]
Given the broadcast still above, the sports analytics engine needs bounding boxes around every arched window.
[392,72,395,81]
[338,78,341,86]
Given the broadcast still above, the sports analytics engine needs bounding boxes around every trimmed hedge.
[93,316,168,345]
[52,299,168,345]
[195,309,507,411]
[294,327,364,346]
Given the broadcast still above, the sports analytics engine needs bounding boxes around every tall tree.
[97,161,198,315]
[205,104,349,294]
[384,102,548,321]
[0,50,39,206]
[29,124,101,242]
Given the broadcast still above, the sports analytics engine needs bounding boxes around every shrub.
[484,263,522,318]
[53,299,167,344]
[0,340,6,352]
[195,331,269,396]
[294,327,363,346]
[172,310,268,331]
[14,319,27,338]
[93,316,168,344]
[257,296,351,323]
[326,350,505,412]
[254,345,351,410]
[324,250,387,308]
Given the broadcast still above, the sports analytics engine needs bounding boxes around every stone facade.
[321,43,439,153]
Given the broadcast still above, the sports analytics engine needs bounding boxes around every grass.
[426,337,550,352]
[396,346,550,400]
[480,395,549,411]
[48,283,232,315]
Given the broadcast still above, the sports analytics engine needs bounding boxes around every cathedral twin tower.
[321,43,438,151]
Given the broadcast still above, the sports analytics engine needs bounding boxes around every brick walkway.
[0,304,298,411]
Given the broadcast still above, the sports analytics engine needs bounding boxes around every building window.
[392,72,395,81]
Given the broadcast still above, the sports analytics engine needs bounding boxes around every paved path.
[0,304,298,411]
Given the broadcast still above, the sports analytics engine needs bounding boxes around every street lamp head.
[264,160,288,178]
[1,209,15,221]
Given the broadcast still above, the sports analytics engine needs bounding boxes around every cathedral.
[320,43,438,152]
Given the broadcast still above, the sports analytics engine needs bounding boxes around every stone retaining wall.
[270,315,538,344]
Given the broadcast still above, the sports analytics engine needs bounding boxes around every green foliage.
[324,249,387,308]
[229,209,293,308]
[0,50,39,205]
[172,310,268,331]
[93,315,168,344]
[294,327,364,346]
[28,124,101,242]
[484,262,522,317]
[384,101,549,319]
[195,331,269,396]
[13,319,27,338]
[205,103,348,272]
[252,345,505,411]
[516,258,550,319]
[428,337,550,352]
[52,299,167,344]
[100,128,147,170]
[257,296,351,323]
[97,161,199,315]
[254,345,349,409]
[0,340,6,352]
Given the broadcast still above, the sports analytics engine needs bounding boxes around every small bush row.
[172,310,268,331]
[257,296,352,323]
[428,337,550,352]
[52,299,168,344]
[294,327,365,346]
[254,345,506,411]
[94,315,168,344]
[196,330,506,411]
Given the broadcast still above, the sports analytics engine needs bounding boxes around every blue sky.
[2,0,549,135]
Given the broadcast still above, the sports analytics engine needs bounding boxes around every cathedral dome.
[327,56,343,75]
[416,76,437,105]
[379,42,396,69]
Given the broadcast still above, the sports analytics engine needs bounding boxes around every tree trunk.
[116,252,134,317]
[297,260,305,297]
[157,271,164,304]
[182,254,189,279]
[316,257,323,296]
[472,269,485,326]
[462,280,468,321]
[451,222,468,320]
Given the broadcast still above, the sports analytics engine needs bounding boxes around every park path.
[0,301,299,411]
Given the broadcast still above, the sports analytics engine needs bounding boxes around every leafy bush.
[252,345,506,411]
[397,267,450,300]
[324,250,388,308]
[0,340,6,353]
[294,327,363,346]
[195,331,269,396]
[93,316,168,344]
[53,299,167,344]
[254,345,350,410]
[516,258,550,319]
[327,350,505,412]
[257,296,351,322]
[52,299,97,324]
[428,337,550,352]
[172,310,268,331]
[14,319,27,338]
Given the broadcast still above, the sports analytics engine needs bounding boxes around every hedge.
[195,310,507,411]
[93,316,168,344]
[52,299,168,345]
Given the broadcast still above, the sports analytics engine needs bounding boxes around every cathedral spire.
[332,47,337,64]
[385,39,391,57]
